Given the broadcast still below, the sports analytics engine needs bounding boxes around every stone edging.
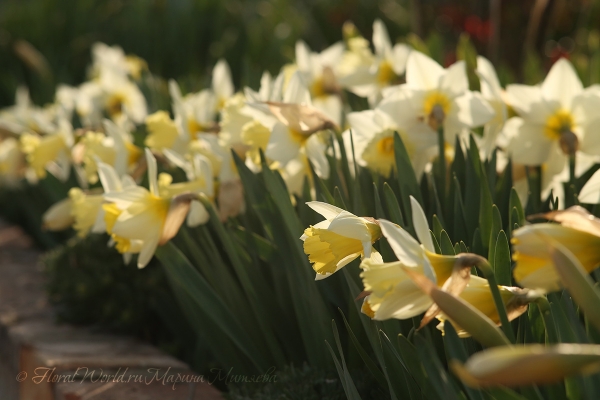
[0,221,222,400]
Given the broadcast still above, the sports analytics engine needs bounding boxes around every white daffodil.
[90,42,146,81]
[76,70,147,129]
[103,149,183,268]
[144,110,181,152]
[340,19,411,105]
[0,87,56,135]
[386,51,494,145]
[20,116,73,181]
[74,119,141,184]
[360,196,459,320]
[68,187,104,238]
[345,92,437,178]
[476,55,508,158]
[219,92,253,154]
[512,206,600,292]
[504,58,600,165]
[301,201,383,280]
[240,71,285,170]
[294,40,344,126]
[264,72,336,180]
[169,80,218,144]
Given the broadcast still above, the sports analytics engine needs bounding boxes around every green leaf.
[379,331,417,399]
[440,229,456,255]
[415,334,462,400]
[443,321,486,400]
[383,182,405,227]
[494,231,512,286]
[373,183,387,220]
[326,339,363,400]
[330,320,363,400]
[406,33,430,55]
[452,175,469,244]
[478,168,494,251]
[457,33,479,91]
[433,214,444,243]
[155,242,267,370]
[487,205,502,269]
[339,310,388,390]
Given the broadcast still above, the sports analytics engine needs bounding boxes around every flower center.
[545,110,575,140]
[106,93,126,117]
[290,128,310,145]
[377,61,397,85]
[545,110,578,155]
[423,91,451,131]
[377,136,395,155]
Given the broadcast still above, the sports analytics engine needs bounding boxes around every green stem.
[569,154,576,185]
[473,257,516,343]
[436,127,446,196]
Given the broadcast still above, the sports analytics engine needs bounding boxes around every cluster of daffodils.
[3,19,600,272]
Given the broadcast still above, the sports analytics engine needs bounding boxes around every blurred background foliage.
[2,0,600,110]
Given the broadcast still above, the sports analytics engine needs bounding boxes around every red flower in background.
[464,15,491,43]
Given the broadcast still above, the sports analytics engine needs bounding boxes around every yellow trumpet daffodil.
[103,148,187,268]
[301,201,383,280]
[512,206,600,292]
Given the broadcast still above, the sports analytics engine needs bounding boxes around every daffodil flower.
[360,216,457,320]
[436,275,531,337]
[103,149,190,268]
[169,80,218,145]
[294,40,344,126]
[384,51,494,145]
[301,202,383,280]
[512,206,600,292]
[504,58,600,168]
[90,42,145,81]
[264,72,336,180]
[345,94,437,178]
[0,87,56,135]
[340,19,411,105]
[20,117,73,181]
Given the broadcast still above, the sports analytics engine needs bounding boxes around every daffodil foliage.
[6,20,600,399]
